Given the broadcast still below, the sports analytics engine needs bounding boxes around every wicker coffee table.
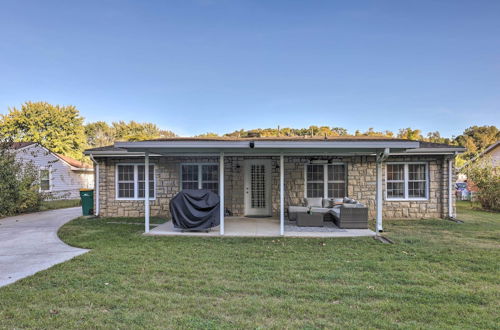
[296,212,324,227]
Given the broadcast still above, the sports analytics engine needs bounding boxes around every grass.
[40,199,81,211]
[0,202,498,328]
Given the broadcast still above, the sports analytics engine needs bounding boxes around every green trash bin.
[80,189,94,216]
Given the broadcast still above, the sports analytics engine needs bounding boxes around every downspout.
[376,148,390,232]
[89,154,100,217]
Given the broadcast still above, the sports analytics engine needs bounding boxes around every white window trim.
[180,163,219,191]
[385,162,429,201]
[115,163,156,201]
[39,167,52,192]
[304,163,346,198]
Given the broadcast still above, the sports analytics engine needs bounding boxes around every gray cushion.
[310,207,331,214]
[322,198,333,208]
[288,206,308,213]
[343,203,366,208]
[305,197,323,207]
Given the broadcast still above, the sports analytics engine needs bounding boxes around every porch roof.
[84,137,464,156]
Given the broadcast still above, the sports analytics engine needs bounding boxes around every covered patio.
[147,216,376,238]
[112,138,418,236]
[88,137,461,237]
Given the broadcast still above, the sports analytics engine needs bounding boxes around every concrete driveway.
[0,207,88,287]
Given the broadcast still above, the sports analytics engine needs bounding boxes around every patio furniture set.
[288,197,369,229]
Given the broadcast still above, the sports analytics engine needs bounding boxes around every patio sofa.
[288,197,335,222]
[330,203,369,229]
[288,197,368,229]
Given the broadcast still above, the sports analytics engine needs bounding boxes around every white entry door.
[244,159,272,217]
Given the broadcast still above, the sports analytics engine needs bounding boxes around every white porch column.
[219,152,225,235]
[448,157,454,218]
[145,152,150,233]
[376,160,383,232]
[375,148,389,232]
[280,154,285,236]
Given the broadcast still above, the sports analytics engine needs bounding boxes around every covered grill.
[170,189,220,231]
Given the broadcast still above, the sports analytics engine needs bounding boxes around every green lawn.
[0,202,498,328]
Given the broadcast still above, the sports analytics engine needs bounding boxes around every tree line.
[0,102,176,159]
[1,102,498,165]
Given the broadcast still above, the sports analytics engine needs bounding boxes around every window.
[181,164,219,194]
[116,164,155,199]
[305,163,346,198]
[328,164,346,198]
[40,169,50,191]
[386,163,428,200]
[408,164,427,198]
[386,164,405,199]
[138,165,155,198]
[306,164,324,198]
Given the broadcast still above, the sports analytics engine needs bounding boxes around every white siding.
[14,145,94,200]
[486,145,500,167]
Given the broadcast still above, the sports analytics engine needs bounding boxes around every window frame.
[304,163,347,198]
[385,162,429,201]
[115,163,156,201]
[180,163,220,193]
[39,167,51,192]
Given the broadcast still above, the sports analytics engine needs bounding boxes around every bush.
[0,144,43,216]
[466,158,500,211]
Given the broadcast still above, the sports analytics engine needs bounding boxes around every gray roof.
[85,145,126,152]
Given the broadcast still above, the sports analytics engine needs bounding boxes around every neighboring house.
[474,141,500,167]
[84,137,464,234]
[12,142,94,199]
[459,140,500,195]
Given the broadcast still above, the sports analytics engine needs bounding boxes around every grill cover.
[170,189,220,230]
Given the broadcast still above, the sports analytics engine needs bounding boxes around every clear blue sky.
[0,0,499,137]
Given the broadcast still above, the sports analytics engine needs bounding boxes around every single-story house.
[84,137,465,235]
[12,142,94,199]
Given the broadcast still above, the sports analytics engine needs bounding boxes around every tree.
[465,157,499,211]
[159,129,177,139]
[425,131,453,144]
[112,121,160,141]
[455,126,499,154]
[85,121,114,148]
[354,128,393,137]
[195,132,220,138]
[84,120,177,148]
[222,126,351,138]
[0,102,86,159]
[0,141,43,216]
[397,128,423,140]
[331,127,348,136]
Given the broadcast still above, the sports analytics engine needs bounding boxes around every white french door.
[244,159,272,217]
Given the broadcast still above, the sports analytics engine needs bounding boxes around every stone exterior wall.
[95,154,456,220]
[346,155,455,219]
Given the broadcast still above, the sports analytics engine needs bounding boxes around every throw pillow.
[305,197,323,207]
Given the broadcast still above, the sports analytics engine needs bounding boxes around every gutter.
[89,154,100,217]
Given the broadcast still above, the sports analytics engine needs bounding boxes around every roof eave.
[404,147,466,154]
[114,140,420,150]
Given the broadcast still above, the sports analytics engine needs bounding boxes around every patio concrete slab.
[147,217,376,238]
[0,207,88,287]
